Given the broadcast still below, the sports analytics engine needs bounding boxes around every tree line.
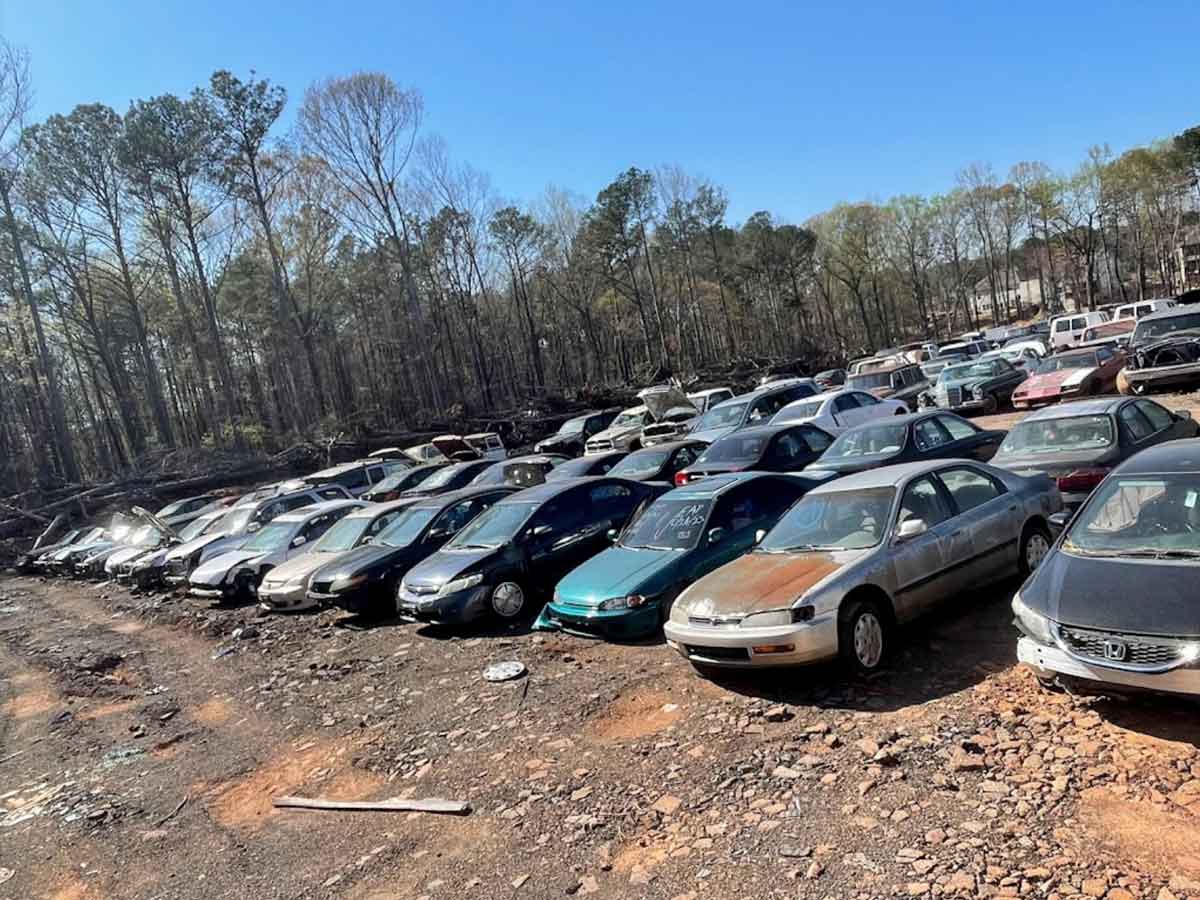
[1,39,1198,492]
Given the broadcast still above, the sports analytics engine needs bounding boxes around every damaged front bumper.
[663,614,839,668]
[1018,637,1200,697]
[536,600,661,640]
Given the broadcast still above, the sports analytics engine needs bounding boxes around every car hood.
[262,550,342,585]
[555,546,682,606]
[1024,549,1200,636]
[688,426,737,444]
[190,549,264,585]
[404,548,496,590]
[590,423,642,443]
[676,548,863,616]
[1019,368,1095,392]
[938,375,992,391]
[639,386,696,420]
[133,546,171,569]
[168,532,233,561]
[106,545,150,567]
[536,433,580,451]
[431,435,481,460]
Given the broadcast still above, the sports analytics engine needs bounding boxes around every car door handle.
[1008,505,1018,512]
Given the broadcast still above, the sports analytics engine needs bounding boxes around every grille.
[405,583,439,597]
[587,439,614,452]
[1058,625,1188,668]
[947,387,963,407]
[688,613,744,627]
[685,645,749,661]
[643,424,677,437]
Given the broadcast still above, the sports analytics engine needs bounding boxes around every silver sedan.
[664,459,1062,673]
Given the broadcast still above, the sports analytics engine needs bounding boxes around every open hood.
[638,385,696,422]
[132,505,181,541]
[431,435,481,461]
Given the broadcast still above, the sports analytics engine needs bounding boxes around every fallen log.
[273,795,471,816]
[0,501,51,525]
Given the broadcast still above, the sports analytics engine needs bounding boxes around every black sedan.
[814,368,846,389]
[307,486,515,616]
[396,478,661,625]
[811,411,1005,476]
[399,460,494,497]
[1014,440,1200,699]
[990,397,1198,509]
[605,440,707,483]
[362,462,448,502]
[471,454,569,488]
[546,450,628,480]
[674,423,833,486]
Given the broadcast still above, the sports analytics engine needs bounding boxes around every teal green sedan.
[537,472,831,640]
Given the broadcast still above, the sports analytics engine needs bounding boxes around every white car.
[769,388,908,435]
[1049,311,1110,351]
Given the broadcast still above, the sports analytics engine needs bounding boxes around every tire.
[489,580,527,619]
[838,597,890,674]
[980,393,998,415]
[1019,523,1052,577]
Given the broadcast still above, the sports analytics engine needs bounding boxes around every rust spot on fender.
[679,552,842,616]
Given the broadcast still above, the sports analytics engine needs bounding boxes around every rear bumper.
[663,614,839,668]
[1018,637,1200,697]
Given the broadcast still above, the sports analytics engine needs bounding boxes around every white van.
[1114,299,1174,322]
[1049,311,1110,351]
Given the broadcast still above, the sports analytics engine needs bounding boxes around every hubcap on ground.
[1026,533,1050,570]
[492,582,524,618]
[853,612,884,669]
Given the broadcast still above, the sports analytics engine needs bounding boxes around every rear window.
[1133,312,1200,342]
[999,415,1115,455]
[696,434,768,463]
[823,421,908,459]
[846,372,890,390]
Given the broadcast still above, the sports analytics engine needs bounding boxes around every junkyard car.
[1014,440,1200,697]
[1077,319,1134,351]
[302,461,397,497]
[608,440,708,483]
[771,388,908,435]
[811,411,1005,477]
[1121,307,1200,393]
[37,526,109,571]
[845,363,929,411]
[189,500,364,603]
[1011,347,1125,409]
[258,500,416,612]
[639,386,735,447]
[16,527,85,571]
[814,369,846,389]
[154,494,222,530]
[674,424,834,485]
[665,460,1060,673]
[123,508,230,587]
[399,460,495,497]
[687,382,816,444]
[990,397,1198,509]
[397,478,659,625]
[534,409,620,456]
[540,473,823,640]
[308,487,515,616]
[584,405,654,455]
[923,357,1027,415]
[546,451,628,479]
[980,346,1042,371]
[470,455,567,488]
[361,462,448,502]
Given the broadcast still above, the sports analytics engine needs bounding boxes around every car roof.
[714,422,813,441]
[710,382,803,410]
[275,499,364,523]
[811,459,959,493]
[503,454,566,464]
[410,484,518,510]
[344,497,421,518]
[1022,397,1127,421]
[628,439,708,453]
[1115,439,1200,475]
[689,386,732,397]
[1137,306,1198,324]
[668,471,783,498]
[497,477,639,504]
[307,462,371,479]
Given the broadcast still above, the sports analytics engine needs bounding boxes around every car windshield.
[375,507,437,547]
[697,434,768,463]
[776,400,823,422]
[824,421,907,459]
[314,515,372,552]
[446,502,536,550]
[475,461,549,487]
[612,411,645,429]
[178,515,219,541]
[610,449,670,477]
[127,525,160,547]
[620,497,713,550]
[759,487,895,551]
[1133,312,1200,341]
[846,372,890,389]
[414,463,468,490]
[1037,353,1097,373]
[999,415,1115,455]
[558,418,587,436]
[1064,475,1200,557]
[693,402,747,431]
[941,361,1000,382]
[241,521,294,553]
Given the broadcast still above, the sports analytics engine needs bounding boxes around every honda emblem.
[1103,640,1128,662]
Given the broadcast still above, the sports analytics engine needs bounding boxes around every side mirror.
[606,528,618,542]
[291,535,307,548]
[247,522,261,533]
[530,525,552,539]
[1048,511,1071,533]
[896,518,928,542]
[754,529,767,544]
[1175,410,1192,421]
[707,527,726,545]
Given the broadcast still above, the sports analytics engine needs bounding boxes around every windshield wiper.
[451,543,494,550]
[1111,547,1200,560]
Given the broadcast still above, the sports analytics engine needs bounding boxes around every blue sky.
[4,0,1199,224]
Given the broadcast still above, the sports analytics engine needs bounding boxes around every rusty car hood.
[676,548,864,616]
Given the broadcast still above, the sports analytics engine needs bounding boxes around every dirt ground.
[5,392,1200,900]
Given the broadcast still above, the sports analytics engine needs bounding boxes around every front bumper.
[396,584,489,624]
[1018,637,1200,697]
[1124,361,1200,389]
[258,583,314,612]
[540,600,660,640]
[663,614,838,668]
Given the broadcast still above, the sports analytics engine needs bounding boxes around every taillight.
[674,472,690,487]
[1056,468,1109,494]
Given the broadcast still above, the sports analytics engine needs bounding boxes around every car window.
[1071,317,1086,330]
[301,514,337,541]
[740,478,806,521]
[672,445,701,469]
[854,392,879,406]
[897,477,952,529]
[432,499,481,536]
[1135,400,1174,432]
[368,511,402,535]
[833,394,860,414]
[1096,347,1114,363]
[936,415,979,442]
[939,467,1003,513]
[800,427,833,454]
[913,418,951,451]
[770,432,806,463]
[1054,319,1070,333]
[317,487,347,501]
[1118,404,1155,441]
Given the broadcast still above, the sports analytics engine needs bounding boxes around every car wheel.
[981,393,998,414]
[1019,524,1052,576]
[838,598,890,674]
[490,580,526,619]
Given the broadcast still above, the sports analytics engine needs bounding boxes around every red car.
[1012,347,1124,409]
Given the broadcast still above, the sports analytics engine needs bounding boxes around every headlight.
[740,606,814,628]
[599,594,649,611]
[330,573,367,592]
[438,573,483,597]
[1012,592,1053,644]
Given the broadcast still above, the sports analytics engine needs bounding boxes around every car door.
[934,465,1018,582]
[890,475,957,621]
[935,414,1001,461]
[910,417,955,461]
[831,393,864,429]
[850,391,888,425]
[1131,399,1184,448]
[1117,402,1157,458]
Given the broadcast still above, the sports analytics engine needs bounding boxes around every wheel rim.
[492,582,525,618]
[853,612,884,669]
[1026,533,1050,570]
